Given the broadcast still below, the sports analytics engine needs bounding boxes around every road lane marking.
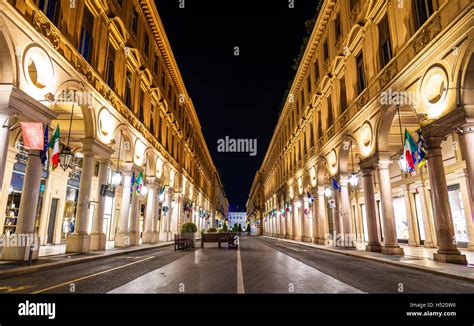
[236,243,245,294]
[31,256,154,294]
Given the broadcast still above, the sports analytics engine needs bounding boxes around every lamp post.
[111,130,123,189]
[349,142,359,187]
[59,90,76,171]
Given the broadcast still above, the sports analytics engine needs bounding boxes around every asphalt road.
[0,236,473,294]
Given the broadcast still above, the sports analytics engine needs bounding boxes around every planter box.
[181,232,196,248]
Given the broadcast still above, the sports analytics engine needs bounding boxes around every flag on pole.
[48,125,60,170]
[416,129,428,168]
[332,177,341,192]
[20,122,44,150]
[135,171,143,195]
[130,171,136,188]
[40,124,49,165]
[158,185,165,196]
[403,129,418,172]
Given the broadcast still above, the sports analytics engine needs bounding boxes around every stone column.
[317,186,329,244]
[361,168,382,252]
[115,171,132,247]
[128,181,140,246]
[417,179,437,247]
[332,188,343,247]
[90,159,111,250]
[2,150,42,261]
[66,150,95,253]
[401,183,420,247]
[377,157,404,255]
[340,174,355,248]
[425,136,467,264]
[311,191,318,243]
[142,178,156,244]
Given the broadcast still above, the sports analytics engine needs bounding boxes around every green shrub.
[181,222,197,233]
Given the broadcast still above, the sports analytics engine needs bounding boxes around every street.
[1,236,473,294]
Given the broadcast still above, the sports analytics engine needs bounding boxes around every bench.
[174,234,191,251]
[201,232,238,249]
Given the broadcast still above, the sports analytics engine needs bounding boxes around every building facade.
[248,0,474,264]
[0,0,227,260]
[228,211,247,229]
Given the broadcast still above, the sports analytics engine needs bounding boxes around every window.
[340,76,347,113]
[378,14,392,68]
[124,70,132,108]
[150,107,155,136]
[323,40,329,62]
[307,76,312,97]
[39,0,60,26]
[327,95,333,128]
[414,0,434,30]
[314,61,320,82]
[131,7,138,35]
[139,90,145,122]
[143,34,149,57]
[106,44,115,89]
[335,13,342,40]
[356,53,366,95]
[79,7,94,63]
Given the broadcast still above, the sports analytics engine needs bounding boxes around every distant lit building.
[228,211,247,229]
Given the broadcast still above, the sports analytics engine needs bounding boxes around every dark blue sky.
[155,0,318,211]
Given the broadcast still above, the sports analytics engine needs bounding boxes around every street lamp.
[349,142,359,187]
[111,170,123,188]
[324,187,332,198]
[59,90,76,171]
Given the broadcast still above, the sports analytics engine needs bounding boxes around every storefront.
[3,142,47,236]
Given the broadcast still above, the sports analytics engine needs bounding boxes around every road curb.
[263,236,474,283]
[0,242,173,280]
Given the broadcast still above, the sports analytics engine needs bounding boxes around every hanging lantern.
[349,172,359,187]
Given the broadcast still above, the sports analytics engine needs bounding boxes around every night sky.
[154,0,319,211]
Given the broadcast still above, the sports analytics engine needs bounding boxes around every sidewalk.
[0,241,173,279]
[263,236,474,283]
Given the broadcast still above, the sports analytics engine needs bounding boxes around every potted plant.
[180,222,197,248]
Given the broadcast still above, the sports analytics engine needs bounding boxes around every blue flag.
[40,124,49,165]
[332,177,341,192]
[130,171,135,187]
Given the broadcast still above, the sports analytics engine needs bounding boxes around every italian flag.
[135,171,143,195]
[403,129,418,171]
[49,126,60,170]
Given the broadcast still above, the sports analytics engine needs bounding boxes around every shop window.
[393,196,409,242]
[413,193,426,242]
[360,204,369,242]
[447,184,468,244]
